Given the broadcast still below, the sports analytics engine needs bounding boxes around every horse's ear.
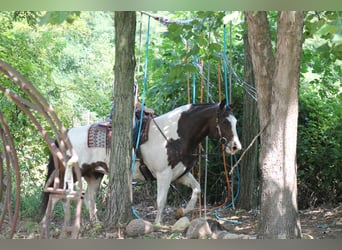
[219,99,226,110]
[219,99,236,110]
[228,100,237,110]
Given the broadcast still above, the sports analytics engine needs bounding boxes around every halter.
[216,111,229,147]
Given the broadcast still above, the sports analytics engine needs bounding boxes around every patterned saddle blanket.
[87,113,154,150]
[87,121,112,149]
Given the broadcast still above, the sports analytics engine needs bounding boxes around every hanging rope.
[203,22,212,220]
[223,24,229,106]
[186,40,191,104]
[131,14,151,219]
[213,20,242,225]
[192,48,197,104]
[228,19,236,210]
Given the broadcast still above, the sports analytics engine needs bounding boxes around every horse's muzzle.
[226,139,242,155]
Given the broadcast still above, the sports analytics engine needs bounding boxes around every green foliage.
[297,11,342,208]
[304,11,342,61]
[39,11,81,25]
[143,11,244,115]
[0,11,114,221]
[1,11,341,225]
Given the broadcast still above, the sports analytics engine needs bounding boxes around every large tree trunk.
[246,11,304,239]
[105,11,136,227]
[237,32,259,210]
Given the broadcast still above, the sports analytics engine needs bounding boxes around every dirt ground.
[4,203,341,239]
[209,204,342,239]
[119,203,342,239]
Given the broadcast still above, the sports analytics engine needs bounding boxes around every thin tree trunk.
[246,11,304,239]
[105,11,136,228]
[237,31,259,210]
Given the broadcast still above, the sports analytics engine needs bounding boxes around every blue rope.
[192,50,197,104]
[131,15,151,219]
[131,206,141,219]
[131,15,150,173]
[214,156,242,224]
[223,24,229,106]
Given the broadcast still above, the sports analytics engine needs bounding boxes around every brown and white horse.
[42,99,241,224]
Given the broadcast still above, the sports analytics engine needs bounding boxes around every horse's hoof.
[175,208,184,219]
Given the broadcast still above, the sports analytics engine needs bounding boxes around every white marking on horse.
[226,114,242,154]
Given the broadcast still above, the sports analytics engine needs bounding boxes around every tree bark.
[105,11,136,228]
[246,11,304,239]
[237,31,259,210]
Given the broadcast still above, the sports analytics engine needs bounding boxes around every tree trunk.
[105,11,136,228]
[237,31,259,210]
[246,11,304,239]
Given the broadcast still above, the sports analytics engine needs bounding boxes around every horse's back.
[150,104,191,138]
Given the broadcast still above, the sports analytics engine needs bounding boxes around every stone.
[172,216,190,232]
[126,219,153,237]
[186,218,212,239]
[220,232,253,239]
[207,219,224,232]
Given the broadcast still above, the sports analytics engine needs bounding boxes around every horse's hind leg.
[175,172,201,218]
[84,174,103,222]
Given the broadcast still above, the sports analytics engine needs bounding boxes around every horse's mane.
[185,102,218,116]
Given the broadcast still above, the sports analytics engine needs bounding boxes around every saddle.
[134,111,154,148]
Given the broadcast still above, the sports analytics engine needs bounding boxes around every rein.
[151,117,169,142]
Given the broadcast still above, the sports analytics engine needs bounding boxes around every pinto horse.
[42,100,241,224]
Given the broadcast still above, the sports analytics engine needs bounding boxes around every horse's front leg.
[155,169,173,225]
[84,175,103,222]
[175,172,201,218]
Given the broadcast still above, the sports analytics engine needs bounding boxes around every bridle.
[216,111,230,147]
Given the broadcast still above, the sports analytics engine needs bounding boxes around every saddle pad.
[87,121,112,149]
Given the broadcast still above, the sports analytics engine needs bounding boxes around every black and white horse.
[42,100,241,224]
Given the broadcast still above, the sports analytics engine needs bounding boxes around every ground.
[6,203,342,239]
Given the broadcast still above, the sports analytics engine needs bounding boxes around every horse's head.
[216,100,242,155]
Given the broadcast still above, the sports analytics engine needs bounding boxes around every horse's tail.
[41,152,57,215]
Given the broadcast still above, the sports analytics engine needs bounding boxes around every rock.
[335,218,342,227]
[220,232,253,239]
[207,219,224,232]
[186,218,212,239]
[172,217,190,232]
[126,219,153,237]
